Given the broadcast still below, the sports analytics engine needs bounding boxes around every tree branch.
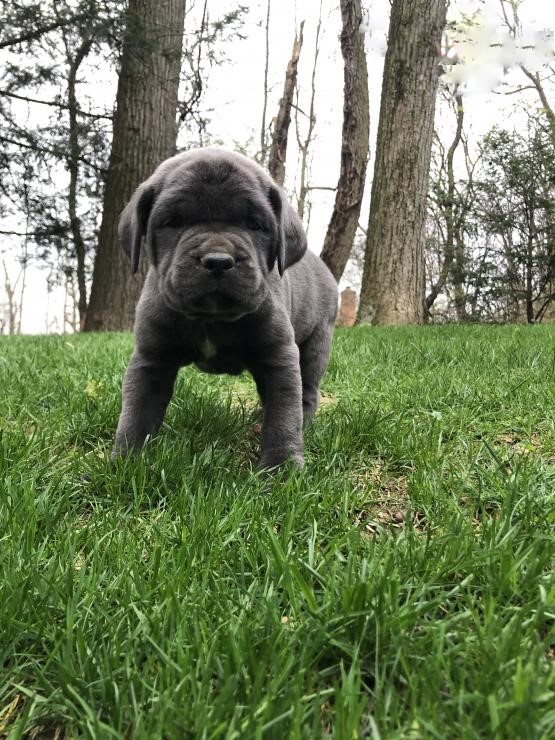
[0,134,106,171]
[0,14,89,49]
[0,89,113,120]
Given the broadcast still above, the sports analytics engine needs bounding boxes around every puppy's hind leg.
[299,325,334,426]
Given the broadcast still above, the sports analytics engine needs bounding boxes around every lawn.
[1,325,554,738]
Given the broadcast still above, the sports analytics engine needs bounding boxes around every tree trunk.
[526,212,535,323]
[453,227,468,320]
[320,0,369,282]
[83,0,186,332]
[258,0,271,166]
[2,261,17,335]
[358,0,447,325]
[295,4,322,222]
[426,92,464,317]
[267,22,304,186]
[17,238,28,334]
[66,35,94,330]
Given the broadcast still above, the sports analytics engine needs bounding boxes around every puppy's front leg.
[113,352,179,457]
[253,344,304,470]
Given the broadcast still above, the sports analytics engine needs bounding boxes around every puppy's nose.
[200,252,235,275]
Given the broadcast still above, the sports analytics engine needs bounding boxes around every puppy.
[115,148,337,470]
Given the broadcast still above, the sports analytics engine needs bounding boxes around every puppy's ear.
[268,185,307,276]
[118,184,156,274]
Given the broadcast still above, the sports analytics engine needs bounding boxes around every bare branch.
[0,90,112,120]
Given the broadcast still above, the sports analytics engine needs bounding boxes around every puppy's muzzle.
[200,252,235,278]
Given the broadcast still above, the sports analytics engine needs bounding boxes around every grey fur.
[114,148,338,470]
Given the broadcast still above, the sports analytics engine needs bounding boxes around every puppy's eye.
[244,217,264,231]
[160,217,186,229]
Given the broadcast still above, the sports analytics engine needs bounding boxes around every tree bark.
[358,0,447,325]
[83,0,186,332]
[267,21,304,186]
[320,0,369,282]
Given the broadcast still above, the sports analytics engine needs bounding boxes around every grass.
[0,325,554,738]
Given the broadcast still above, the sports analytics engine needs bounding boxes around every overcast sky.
[3,0,554,333]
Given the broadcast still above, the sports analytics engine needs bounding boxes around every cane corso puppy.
[114,148,338,470]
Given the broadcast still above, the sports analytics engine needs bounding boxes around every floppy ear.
[118,184,156,274]
[268,185,307,276]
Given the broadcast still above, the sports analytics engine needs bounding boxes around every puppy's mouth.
[161,267,269,320]
[186,292,248,321]
[162,281,252,320]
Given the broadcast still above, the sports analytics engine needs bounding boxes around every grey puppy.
[115,148,337,470]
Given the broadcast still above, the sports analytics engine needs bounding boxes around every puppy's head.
[118,148,307,321]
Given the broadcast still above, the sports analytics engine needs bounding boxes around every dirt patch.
[458,496,501,528]
[495,431,543,457]
[228,384,259,411]
[319,391,337,408]
[351,462,425,536]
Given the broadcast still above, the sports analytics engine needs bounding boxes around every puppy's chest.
[193,331,246,375]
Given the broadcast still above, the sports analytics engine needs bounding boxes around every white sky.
[2,0,554,333]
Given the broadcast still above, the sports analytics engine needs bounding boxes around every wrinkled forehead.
[154,157,271,222]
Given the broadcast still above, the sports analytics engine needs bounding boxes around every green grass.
[1,325,554,739]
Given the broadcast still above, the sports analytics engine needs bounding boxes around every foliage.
[475,122,555,321]
[178,3,249,146]
[427,112,555,323]
[0,0,123,292]
[0,326,553,736]
[0,0,249,308]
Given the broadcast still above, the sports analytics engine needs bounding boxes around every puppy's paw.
[111,437,142,460]
[257,449,305,473]
[110,447,126,463]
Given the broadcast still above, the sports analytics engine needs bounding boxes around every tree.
[499,0,555,147]
[320,0,369,283]
[358,0,447,325]
[425,90,473,320]
[258,0,272,166]
[294,2,322,224]
[1,1,247,332]
[0,1,93,49]
[1,258,25,334]
[474,122,555,323]
[267,22,304,186]
[0,0,121,329]
[83,0,187,332]
[425,113,555,324]
[177,4,249,147]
